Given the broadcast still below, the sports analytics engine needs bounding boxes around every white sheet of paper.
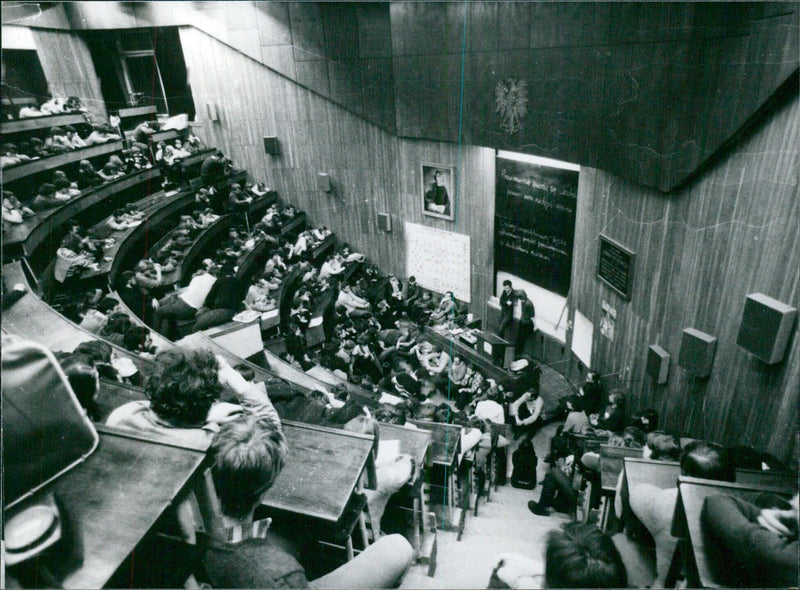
[379,392,404,406]
[309,316,323,328]
[377,440,401,464]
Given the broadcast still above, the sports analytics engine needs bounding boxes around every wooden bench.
[3,140,123,184]
[5,167,161,261]
[1,112,87,136]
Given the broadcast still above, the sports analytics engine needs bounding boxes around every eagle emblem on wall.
[495,78,529,134]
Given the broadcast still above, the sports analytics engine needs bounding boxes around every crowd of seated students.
[0,121,121,172]
[5,95,85,119]
[2,149,152,229]
[154,134,207,185]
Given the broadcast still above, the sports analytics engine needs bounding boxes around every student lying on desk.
[702,492,798,588]
[202,414,414,589]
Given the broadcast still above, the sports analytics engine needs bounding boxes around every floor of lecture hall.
[400,422,569,589]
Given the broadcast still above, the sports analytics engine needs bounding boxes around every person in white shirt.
[154,269,217,339]
[337,283,371,317]
[319,253,345,281]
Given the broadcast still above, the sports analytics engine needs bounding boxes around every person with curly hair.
[106,347,280,449]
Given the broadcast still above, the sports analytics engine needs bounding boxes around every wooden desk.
[17,424,207,589]
[406,419,461,510]
[378,424,432,556]
[675,476,793,588]
[599,445,643,491]
[624,458,680,491]
[3,140,123,184]
[279,211,307,236]
[95,379,147,423]
[261,420,375,523]
[378,424,432,475]
[422,327,534,392]
[179,215,234,286]
[0,112,87,135]
[108,190,196,286]
[735,468,798,489]
[407,419,460,469]
[176,331,293,394]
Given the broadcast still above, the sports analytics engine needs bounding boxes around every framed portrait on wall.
[421,163,454,220]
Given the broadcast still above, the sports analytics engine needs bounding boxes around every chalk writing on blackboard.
[494,157,578,297]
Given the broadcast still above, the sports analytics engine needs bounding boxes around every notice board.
[597,234,635,300]
[404,221,471,302]
[494,156,579,297]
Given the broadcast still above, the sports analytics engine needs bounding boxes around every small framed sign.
[597,234,635,301]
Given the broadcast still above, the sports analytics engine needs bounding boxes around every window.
[86,28,194,119]
[115,32,169,113]
[1,49,49,108]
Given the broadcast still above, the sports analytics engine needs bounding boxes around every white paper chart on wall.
[404,221,471,302]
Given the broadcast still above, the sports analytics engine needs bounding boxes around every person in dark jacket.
[498,280,514,339]
[702,493,798,588]
[194,269,243,331]
[515,289,535,358]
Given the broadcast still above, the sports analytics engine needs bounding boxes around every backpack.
[511,438,538,489]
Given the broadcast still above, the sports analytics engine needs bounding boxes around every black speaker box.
[736,293,797,364]
[377,213,392,232]
[678,328,716,377]
[263,136,279,155]
[646,344,670,384]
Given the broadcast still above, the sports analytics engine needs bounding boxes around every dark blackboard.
[597,234,635,300]
[494,157,578,297]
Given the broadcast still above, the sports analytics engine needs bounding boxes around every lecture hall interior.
[1,2,798,589]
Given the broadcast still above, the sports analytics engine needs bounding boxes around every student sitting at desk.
[429,291,456,325]
[2,191,34,224]
[702,492,798,588]
[202,414,413,589]
[627,440,735,587]
[107,348,280,449]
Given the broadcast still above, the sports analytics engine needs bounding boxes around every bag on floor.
[495,447,507,486]
[511,439,538,490]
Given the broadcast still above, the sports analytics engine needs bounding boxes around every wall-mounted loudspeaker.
[206,102,219,122]
[736,293,797,364]
[317,173,331,192]
[646,345,670,384]
[377,213,392,232]
[263,136,279,155]
[678,328,717,377]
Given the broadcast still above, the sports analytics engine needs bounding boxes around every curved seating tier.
[2,260,155,383]
[0,112,88,136]
[83,187,189,280]
[177,214,235,286]
[279,211,306,237]
[109,190,198,288]
[3,140,124,184]
[4,167,161,260]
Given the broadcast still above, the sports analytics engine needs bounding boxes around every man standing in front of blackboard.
[515,290,536,359]
[498,280,515,339]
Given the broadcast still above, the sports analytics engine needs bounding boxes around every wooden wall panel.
[178,26,402,278]
[390,2,798,191]
[30,28,107,122]
[570,94,799,460]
